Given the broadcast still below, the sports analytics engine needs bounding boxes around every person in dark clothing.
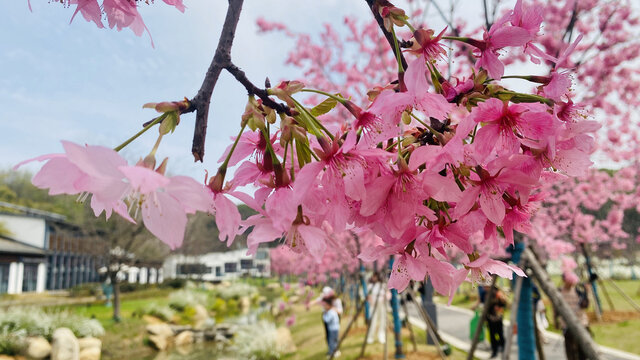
[486,285,507,358]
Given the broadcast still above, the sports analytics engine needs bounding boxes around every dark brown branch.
[365,0,408,70]
[189,0,244,162]
[224,63,292,116]
[482,0,492,30]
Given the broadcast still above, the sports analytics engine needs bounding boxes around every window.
[255,251,268,260]
[177,264,211,275]
[22,263,39,292]
[224,263,237,273]
[215,266,222,276]
[0,263,9,294]
[240,259,253,270]
[256,264,265,272]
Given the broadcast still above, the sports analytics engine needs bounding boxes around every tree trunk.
[109,271,122,322]
[523,248,600,359]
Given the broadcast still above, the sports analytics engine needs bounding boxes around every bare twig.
[482,0,491,30]
[224,62,292,115]
[189,0,244,162]
[365,0,408,70]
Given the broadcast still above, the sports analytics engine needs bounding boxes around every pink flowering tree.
[259,0,640,271]
[17,0,613,321]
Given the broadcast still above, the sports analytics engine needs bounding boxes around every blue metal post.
[389,257,405,358]
[360,264,370,320]
[582,245,603,313]
[511,243,536,360]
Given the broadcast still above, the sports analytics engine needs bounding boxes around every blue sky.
[0,1,380,179]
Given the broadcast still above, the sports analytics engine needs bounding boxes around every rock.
[215,324,235,339]
[147,335,168,351]
[78,347,100,360]
[78,337,101,352]
[25,336,51,359]
[275,327,296,354]
[192,305,209,330]
[146,323,173,338]
[168,325,191,334]
[203,329,216,341]
[173,331,193,347]
[214,333,230,345]
[142,315,164,325]
[288,295,300,304]
[239,297,251,314]
[51,328,79,360]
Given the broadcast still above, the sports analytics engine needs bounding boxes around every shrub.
[168,289,207,311]
[0,328,26,355]
[216,283,257,300]
[0,308,104,340]
[233,321,282,360]
[162,278,186,289]
[69,283,102,298]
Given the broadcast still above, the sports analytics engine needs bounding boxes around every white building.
[0,205,104,294]
[163,249,270,282]
[0,203,161,294]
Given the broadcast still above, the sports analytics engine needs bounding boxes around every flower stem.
[114,113,167,152]
[391,26,405,73]
[290,97,334,140]
[301,89,347,104]
[442,36,470,42]
[219,123,248,171]
[403,19,416,33]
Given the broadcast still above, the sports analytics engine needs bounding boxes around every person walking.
[560,271,590,360]
[322,296,341,357]
[486,284,507,358]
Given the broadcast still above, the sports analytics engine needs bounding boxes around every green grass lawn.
[285,304,469,360]
[52,288,174,359]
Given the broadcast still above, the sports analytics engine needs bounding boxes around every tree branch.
[224,63,292,116]
[365,0,408,70]
[189,0,244,162]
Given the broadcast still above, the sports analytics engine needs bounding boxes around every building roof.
[0,235,46,256]
[0,202,67,222]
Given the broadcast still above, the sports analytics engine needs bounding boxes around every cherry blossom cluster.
[20,0,603,299]
[264,0,640,279]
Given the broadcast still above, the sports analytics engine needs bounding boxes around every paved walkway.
[403,302,640,360]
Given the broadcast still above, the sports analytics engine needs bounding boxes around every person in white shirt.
[366,272,387,344]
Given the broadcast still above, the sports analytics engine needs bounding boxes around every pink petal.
[298,225,327,263]
[214,194,241,245]
[119,166,170,194]
[31,157,84,195]
[360,175,396,216]
[479,187,506,225]
[452,186,481,219]
[142,191,188,250]
[388,255,411,292]
[292,162,324,203]
[490,26,531,48]
[166,176,213,214]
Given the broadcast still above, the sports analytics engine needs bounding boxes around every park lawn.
[590,318,640,355]
[285,304,469,360]
[53,288,174,359]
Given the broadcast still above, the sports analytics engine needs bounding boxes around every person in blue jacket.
[322,296,341,357]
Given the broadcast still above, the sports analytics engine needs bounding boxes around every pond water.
[142,342,224,360]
